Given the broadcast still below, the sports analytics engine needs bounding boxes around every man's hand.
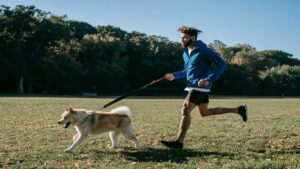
[198,79,209,88]
[165,73,175,81]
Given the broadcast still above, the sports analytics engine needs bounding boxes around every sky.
[2,0,300,59]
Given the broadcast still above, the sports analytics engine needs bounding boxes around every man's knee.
[199,110,209,117]
[181,102,192,116]
[198,107,209,117]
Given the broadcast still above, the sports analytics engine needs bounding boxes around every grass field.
[0,96,299,169]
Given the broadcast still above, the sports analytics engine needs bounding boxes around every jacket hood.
[195,40,207,49]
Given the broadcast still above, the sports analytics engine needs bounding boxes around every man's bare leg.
[197,103,237,116]
[160,100,197,148]
[177,101,197,143]
[198,103,247,121]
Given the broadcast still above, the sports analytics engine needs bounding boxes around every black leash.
[99,76,166,110]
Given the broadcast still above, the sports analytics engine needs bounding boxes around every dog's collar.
[78,115,91,126]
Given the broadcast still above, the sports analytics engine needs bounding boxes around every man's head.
[178,26,202,48]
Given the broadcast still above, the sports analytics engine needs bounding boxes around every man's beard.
[182,39,194,48]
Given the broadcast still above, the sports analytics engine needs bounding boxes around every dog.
[57,106,139,153]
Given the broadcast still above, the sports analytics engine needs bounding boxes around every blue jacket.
[173,40,226,91]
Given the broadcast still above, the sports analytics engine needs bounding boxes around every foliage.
[259,65,300,95]
[1,5,300,95]
[0,5,69,94]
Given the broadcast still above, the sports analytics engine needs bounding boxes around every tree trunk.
[16,20,26,95]
[18,75,24,94]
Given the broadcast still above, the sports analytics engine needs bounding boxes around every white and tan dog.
[57,106,139,153]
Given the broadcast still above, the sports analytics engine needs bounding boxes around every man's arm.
[164,69,186,81]
[173,69,186,79]
[203,48,226,82]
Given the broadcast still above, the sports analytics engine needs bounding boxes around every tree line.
[1,5,300,96]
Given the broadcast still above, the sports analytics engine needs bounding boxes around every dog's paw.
[64,148,74,153]
[107,144,118,149]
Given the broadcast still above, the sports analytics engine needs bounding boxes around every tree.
[42,39,83,94]
[97,25,128,40]
[213,64,251,95]
[209,40,229,60]
[77,33,128,92]
[0,5,69,94]
[259,65,300,95]
[126,32,183,91]
[68,20,97,39]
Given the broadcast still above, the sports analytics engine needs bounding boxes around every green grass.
[0,97,299,168]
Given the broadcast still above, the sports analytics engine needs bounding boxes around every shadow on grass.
[248,146,300,155]
[269,148,300,155]
[120,147,235,163]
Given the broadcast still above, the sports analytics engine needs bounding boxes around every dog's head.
[57,108,78,128]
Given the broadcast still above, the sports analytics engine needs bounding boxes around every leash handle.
[150,76,166,85]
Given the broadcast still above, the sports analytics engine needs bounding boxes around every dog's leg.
[109,130,121,148]
[65,133,87,153]
[73,133,79,142]
[120,125,140,149]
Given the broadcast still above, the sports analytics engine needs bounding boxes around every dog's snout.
[58,121,61,125]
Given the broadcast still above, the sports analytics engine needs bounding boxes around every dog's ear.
[65,108,74,112]
[69,108,76,113]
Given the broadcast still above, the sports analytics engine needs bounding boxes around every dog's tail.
[111,106,131,118]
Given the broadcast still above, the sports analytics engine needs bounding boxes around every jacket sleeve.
[204,48,226,82]
[173,69,186,79]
